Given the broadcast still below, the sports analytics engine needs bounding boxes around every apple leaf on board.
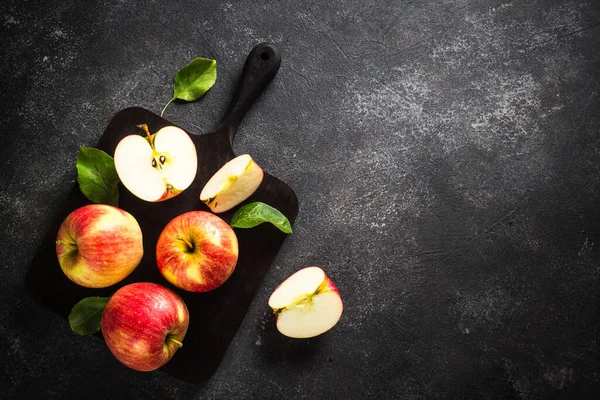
[161,57,217,116]
[69,296,110,335]
[230,202,293,233]
[76,146,120,206]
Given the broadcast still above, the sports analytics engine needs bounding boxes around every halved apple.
[200,154,263,213]
[114,124,198,202]
[268,266,343,338]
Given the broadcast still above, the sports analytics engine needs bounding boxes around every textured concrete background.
[1,0,599,398]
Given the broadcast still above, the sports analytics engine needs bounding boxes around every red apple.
[55,204,143,288]
[101,282,189,372]
[156,211,239,292]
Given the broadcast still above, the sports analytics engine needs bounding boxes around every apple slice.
[268,266,343,338]
[200,154,263,213]
[114,124,197,202]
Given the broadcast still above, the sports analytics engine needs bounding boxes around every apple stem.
[56,239,77,247]
[160,97,176,117]
[137,124,153,145]
[176,235,195,252]
[166,335,183,348]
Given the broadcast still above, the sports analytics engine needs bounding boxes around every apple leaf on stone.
[161,57,217,116]
[69,296,110,335]
[76,146,120,206]
[230,202,292,233]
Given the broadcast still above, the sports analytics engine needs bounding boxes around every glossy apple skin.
[55,204,143,288]
[156,211,239,292]
[101,282,189,372]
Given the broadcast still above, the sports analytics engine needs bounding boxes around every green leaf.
[68,297,110,335]
[162,58,217,116]
[76,146,120,206]
[174,58,217,101]
[230,202,293,234]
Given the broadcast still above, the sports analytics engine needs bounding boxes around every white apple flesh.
[200,154,263,213]
[114,124,198,202]
[268,266,343,339]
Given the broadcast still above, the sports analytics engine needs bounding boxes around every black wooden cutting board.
[25,43,299,383]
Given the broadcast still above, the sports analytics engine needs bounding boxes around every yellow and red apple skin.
[317,276,341,300]
[156,211,239,292]
[55,204,143,288]
[101,282,189,372]
[156,187,182,202]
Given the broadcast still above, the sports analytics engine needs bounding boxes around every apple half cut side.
[114,124,198,202]
[268,266,343,339]
[200,154,264,213]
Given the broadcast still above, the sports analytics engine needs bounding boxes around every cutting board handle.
[218,42,281,143]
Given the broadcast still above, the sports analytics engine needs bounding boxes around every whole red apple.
[101,282,189,372]
[156,210,239,292]
[56,204,143,288]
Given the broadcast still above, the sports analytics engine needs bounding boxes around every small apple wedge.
[114,124,197,202]
[268,266,343,339]
[200,154,263,213]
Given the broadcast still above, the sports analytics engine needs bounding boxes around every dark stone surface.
[1,0,599,398]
